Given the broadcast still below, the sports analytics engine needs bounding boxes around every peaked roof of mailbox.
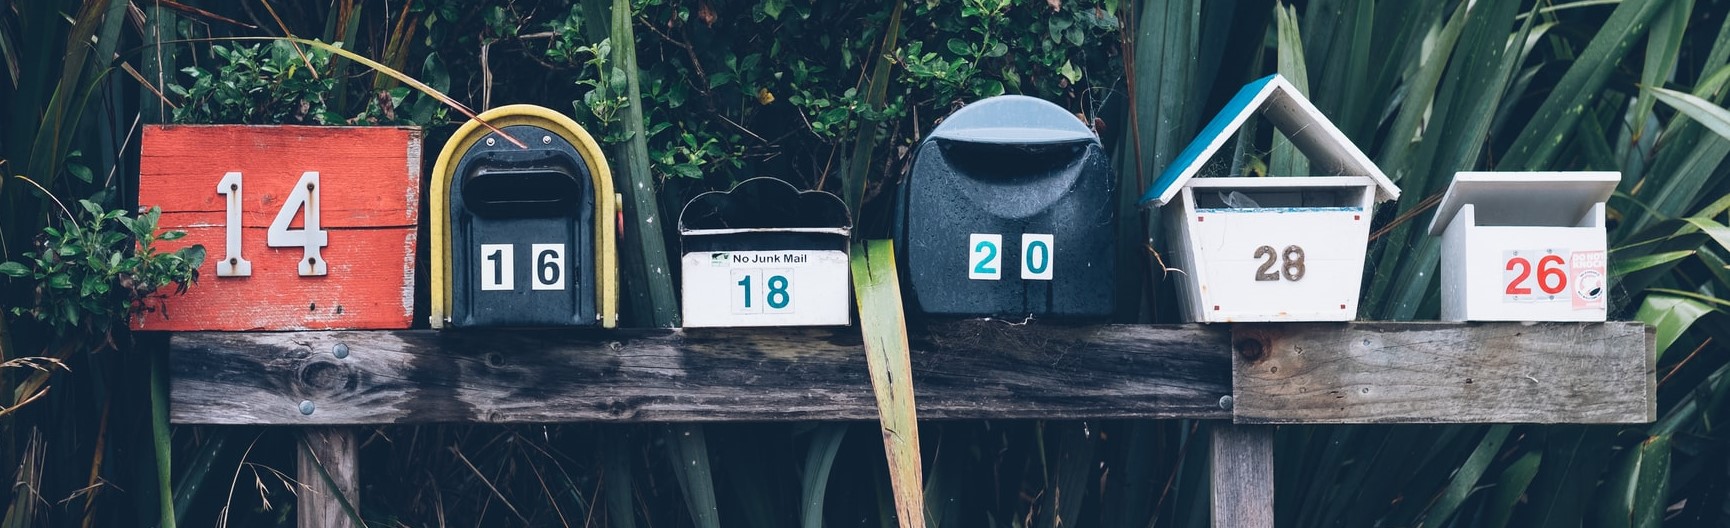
[1137,74,1399,206]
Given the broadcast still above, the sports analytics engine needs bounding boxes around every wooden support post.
[298,427,359,528]
[1211,423,1274,528]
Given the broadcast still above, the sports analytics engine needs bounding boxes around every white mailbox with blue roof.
[1140,74,1400,323]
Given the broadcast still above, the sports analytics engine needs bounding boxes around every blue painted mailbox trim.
[1139,75,1278,206]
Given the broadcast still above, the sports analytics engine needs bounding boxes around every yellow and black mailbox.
[430,105,619,328]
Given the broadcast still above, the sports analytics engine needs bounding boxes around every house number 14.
[215,171,329,277]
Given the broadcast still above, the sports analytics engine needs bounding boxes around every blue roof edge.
[1137,74,1282,207]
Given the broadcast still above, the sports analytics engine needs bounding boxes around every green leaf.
[1651,84,1730,141]
[1594,434,1671,528]
[0,262,29,278]
[1502,0,1676,171]
[1419,425,1512,526]
[763,0,787,20]
[664,424,720,528]
[1610,249,1694,276]
[67,163,93,183]
[946,38,971,57]
[800,424,848,528]
[1485,451,1543,527]
[851,239,924,528]
[1057,60,1081,84]
[46,273,73,289]
[1635,294,1712,361]
[1271,1,1310,178]
[1632,0,1694,141]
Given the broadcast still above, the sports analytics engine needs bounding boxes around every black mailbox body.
[896,95,1117,318]
[449,124,597,326]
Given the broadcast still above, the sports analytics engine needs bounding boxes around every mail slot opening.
[1191,185,1367,210]
[937,138,1088,179]
[461,161,584,217]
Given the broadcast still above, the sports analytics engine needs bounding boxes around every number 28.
[1253,245,1305,281]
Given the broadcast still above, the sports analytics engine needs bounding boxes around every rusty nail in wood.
[1236,339,1265,362]
[333,343,349,359]
[298,400,315,415]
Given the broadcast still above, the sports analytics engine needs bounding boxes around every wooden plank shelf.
[169,321,1653,426]
[167,320,1653,528]
[1231,322,1654,424]
[170,320,1234,425]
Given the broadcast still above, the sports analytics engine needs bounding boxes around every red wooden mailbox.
[133,125,422,330]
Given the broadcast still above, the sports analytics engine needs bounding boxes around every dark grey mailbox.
[441,123,603,328]
[895,95,1117,318]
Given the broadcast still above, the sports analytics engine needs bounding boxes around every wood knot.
[1235,339,1266,363]
[299,360,349,392]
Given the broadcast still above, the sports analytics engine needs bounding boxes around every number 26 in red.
[1505,254,1566,295]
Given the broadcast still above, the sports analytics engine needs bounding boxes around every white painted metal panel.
[1184,207,1370,322]
[1439,202,1608,321]
[681,249,852,327]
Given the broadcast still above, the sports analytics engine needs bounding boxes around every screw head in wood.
[542,135,552,145]
[333,343,349,359]
[485,137,496,147]
[299,400,315,415]
[1218,395,1234,410]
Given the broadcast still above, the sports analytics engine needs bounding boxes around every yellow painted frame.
[429,105,618,328]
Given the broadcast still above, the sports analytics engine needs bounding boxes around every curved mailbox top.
[678,177,851,236]
[927,95,1098,146]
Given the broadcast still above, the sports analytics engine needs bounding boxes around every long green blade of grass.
[151,348,176,528]
[1271,1,1310,177]
[607,0,679,327]
[851,239,924,528]
[801,424,847,528]
[665,424,721,528]
[842,1,903,224]
[1417,425,1512,526]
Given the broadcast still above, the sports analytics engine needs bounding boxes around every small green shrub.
[167,40,446,126]
[0,200,205,337]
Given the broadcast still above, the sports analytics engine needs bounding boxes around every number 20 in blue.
[969,233,1054,281]
[732,269,792,314]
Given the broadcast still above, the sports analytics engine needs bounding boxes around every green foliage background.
[0,0,1728,526]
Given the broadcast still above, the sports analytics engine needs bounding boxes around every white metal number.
[969,234,1002,280]
[1021,234,1054,280]
[481,244,514,290]
[531,243,566,290]
[266,171,329,276]
[215,172,253,277]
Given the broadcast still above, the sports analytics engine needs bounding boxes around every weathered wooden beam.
[1211,424,1274,528]
[170,321,1232,424]
[1230,322,1654,424]
[297,427,358,528]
